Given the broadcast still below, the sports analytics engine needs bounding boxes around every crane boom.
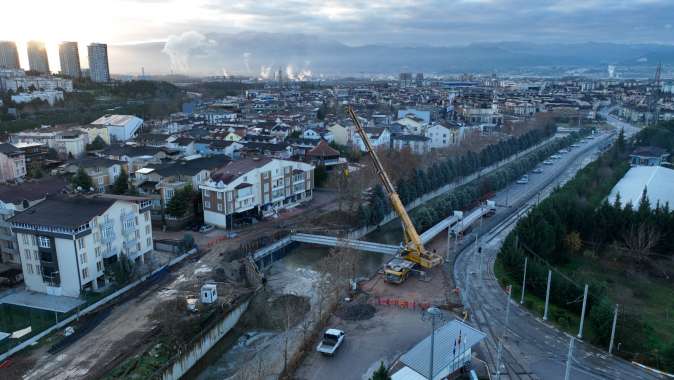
[347,107,441,269]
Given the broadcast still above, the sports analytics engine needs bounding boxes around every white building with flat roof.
[91,114,144,141]
[608,165,674,210]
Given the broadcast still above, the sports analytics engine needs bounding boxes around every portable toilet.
[201,284,217,304]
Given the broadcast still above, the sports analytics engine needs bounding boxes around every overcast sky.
[3,0,674,70]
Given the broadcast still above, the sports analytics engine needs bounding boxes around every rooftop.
[608,165,674,209]
[0,177,68,204]
[10,196,117,229]
[91,114,142,127]
[210,157,273,184]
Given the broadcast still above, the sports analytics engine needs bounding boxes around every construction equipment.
[347,107,442,283]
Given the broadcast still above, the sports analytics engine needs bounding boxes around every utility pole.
[422,306,445,380]
[578,284,589,339]
[520,256,528,304]
[564,337,575,380]
[495,285,512,380]
[609,304,619,355]
[543,270,552,321]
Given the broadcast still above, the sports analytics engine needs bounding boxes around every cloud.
[162,31,216,72]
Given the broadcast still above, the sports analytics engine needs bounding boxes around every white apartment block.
[200,158,314,229]
[10,195,154,297]
[87,43,110,82]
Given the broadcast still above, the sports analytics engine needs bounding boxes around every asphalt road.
[452,121,666,380]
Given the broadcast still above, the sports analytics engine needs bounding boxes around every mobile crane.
[347,107,443,283]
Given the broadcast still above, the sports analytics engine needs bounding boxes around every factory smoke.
[162,31,216,72]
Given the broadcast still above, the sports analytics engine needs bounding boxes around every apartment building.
[0,41,21,69]
[58,41,81,78]
[27,41,50,74]
[64,157,126,193]
[87,43,110,82]
[0,143,27,183]
[10,195,153,297]
[200,158,314,228]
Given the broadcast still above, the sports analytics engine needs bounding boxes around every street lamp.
[422,306,446,380]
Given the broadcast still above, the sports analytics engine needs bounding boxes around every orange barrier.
[374,297,431,310]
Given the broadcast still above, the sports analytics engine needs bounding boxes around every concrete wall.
[159,299,250,380]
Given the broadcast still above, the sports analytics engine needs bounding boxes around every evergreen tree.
[370,362,390,380]
[166,185,195,218]
[111,168,129,194]
[72,168,93,190]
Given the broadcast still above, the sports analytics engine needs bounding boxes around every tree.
[370,362,390,380]
[72,168,93,190]
[106,253,136,285]
[86,135,107,151]
[314,164,328,188]
[165,185,196,218]
[111,168,129,194]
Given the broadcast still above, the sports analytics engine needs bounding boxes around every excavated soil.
[335,303,376,321]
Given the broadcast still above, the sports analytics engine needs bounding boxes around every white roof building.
[608,165,674,209]
[91,114,143,142]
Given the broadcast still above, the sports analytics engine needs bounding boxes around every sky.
[2,0,674,73]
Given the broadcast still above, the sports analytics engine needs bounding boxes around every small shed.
[201,283,217,304]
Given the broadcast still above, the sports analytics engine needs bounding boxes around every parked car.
[317,329,345,356]
[516,175,529,184]
[199,224,215,233]
[531,167,543,174]
[543,159,554,165]
[550,154,561,160]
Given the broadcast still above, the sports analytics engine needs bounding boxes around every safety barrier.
[373,297,432,311]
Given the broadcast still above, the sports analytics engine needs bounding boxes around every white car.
[317,329,345,356]
[516,175,529,184]
[550,154,561,160]
[531,167,543,174]
[199,224,215,233]
[543,160,554,165]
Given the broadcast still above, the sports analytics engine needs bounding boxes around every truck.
[316,329,345,355]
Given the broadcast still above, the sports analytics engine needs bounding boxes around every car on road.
[570,143,580,148]
[550,154,561,160]
[558,149,569,154]
[516,175,529,184]
[199,224,215,233]
[317,329,345,356]
[531,167,543,174]
[543,159,554,165]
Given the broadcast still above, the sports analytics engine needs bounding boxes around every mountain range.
[108,32,674,77]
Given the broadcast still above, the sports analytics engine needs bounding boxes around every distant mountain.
[107,32,674,77]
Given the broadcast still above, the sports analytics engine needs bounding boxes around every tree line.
[498,122,674,371]
[357,124,564,228]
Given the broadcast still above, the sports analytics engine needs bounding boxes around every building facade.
[87,43,110,82]
[10,196,153,297]
[27,41,50,73]
[91,114,143,141]
[58,41,81,78]
[0,143,27,183]
[200,158,314,228]
[0,41,20,69]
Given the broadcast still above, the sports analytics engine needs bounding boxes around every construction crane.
[347,106,442,283]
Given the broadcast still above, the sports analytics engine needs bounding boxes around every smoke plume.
[162,31,216,72]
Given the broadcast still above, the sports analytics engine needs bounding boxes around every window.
[135,230,140,239]
[79,252,87,264]
[217,192,223,199]
[144,211,150,222]
[38,236,50,248]
[95,246,101,257]
[22,234,29,245]
[91,218,97,227]
[77,238,85,250]
[94,232,100,242]
[204,190,210,197]
[82,267,89,278]
[97,261,103,272]
[136,243,141,252]
[145,225,150,235]
[146,237,152,247]
[217,203,223,211]
[27,263,33,275]
[204,200,211,209]
[35,264,41,275]
[33,250,38,261]
[227,192,232,201]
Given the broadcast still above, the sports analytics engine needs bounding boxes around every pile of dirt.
[335,303,376,321]
[242,292,311,331]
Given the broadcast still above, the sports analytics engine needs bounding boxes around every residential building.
[53,131,88,159]
[425,123,462,149]
[0,70,73,92]
[0,41,20,69]
[10,195,154,297]
[58,41,81,78]
[13,142,50,170]
[64,157,126,192]
[326,123,350,146]
[352,126,391,152]
[200,158,314,228]
[87,43,110,82]
[91,114,144,141]
[27,41,50,73]
[79,125,111,145]
[306,140,346,170]
[11,90,64,106]
[391,134,431,155]
[0,143,27,183]
[0,177,68,265]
